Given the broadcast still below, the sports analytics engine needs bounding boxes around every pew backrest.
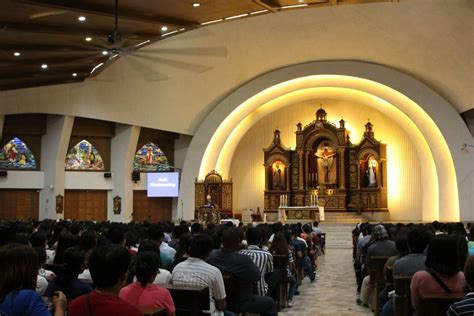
[394,276,413,316]
[163,284,209,316]
[418,292,464,316]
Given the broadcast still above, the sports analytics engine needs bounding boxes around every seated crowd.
[352,221,472,315]
[0,219,325,316]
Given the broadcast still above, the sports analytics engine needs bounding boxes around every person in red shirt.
[120,251,175,315]
[69,245,142,316]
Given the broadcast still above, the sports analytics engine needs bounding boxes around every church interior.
[0,0,473,315]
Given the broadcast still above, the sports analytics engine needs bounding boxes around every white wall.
[64,172,114,190]
[0,171,44,189]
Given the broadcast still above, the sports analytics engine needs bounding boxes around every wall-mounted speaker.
[132,171,140,182]
[104,172,112,178]
[0,171,7,177]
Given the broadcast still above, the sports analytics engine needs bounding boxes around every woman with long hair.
[270,231,298,307]
[120,251,175,315]
[0,244,67,316]
[411,235,466,310]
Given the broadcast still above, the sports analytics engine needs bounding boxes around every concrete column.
[173,134,192,221]
[39,115,74,220]
[108,124,140,222]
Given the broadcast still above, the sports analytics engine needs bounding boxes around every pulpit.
[195,170,233,220]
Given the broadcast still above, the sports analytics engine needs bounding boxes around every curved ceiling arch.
[181,61,472,222]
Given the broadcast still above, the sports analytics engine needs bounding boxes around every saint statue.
[273,163,283,189]
[366,157,377,187]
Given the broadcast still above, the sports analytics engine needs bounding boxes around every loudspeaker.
[0,171,7,177]
[132,171,140,181]
[104,172,112,178]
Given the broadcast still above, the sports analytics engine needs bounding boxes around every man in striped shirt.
[239,227,279,298]
[172,234,227,315]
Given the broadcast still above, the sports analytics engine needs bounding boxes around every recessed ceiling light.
[41,64,48,69]
[102,50,108,55]
[161,26,168,32]
[13,52,21,57]
[192,3,200,7]
[72,73,77,77]
[85,37,92,42]
[298,0,305,2]
[78,16,86,22]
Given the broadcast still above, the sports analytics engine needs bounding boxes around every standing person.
[172,234,228,315]
[69,245,142,316]
[411,235,466,311]
[208,228,277,316]
[120,251,175,315]
[0,244,67,316]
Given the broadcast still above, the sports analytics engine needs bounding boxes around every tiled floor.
[280,248,372,316]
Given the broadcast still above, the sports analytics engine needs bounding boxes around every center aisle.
[280,248,372,316]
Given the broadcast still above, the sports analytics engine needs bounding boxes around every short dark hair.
[89,245,130,289]
[0,244,38,298]
[135,251,160,286]
[33,246,47,267]
[425,235,459,276]
[147,224,164,242]
[63,247,85,275]
[108,225,125,244]
[191,223,203,235]
[407,228,430,254]
[221,228,240,250]
[189,234,214,259]
[246,227,262,246]
[29,230,47,247]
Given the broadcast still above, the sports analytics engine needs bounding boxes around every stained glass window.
[0,137,36,169]
[65,139,104,170]
[133,142,170,172]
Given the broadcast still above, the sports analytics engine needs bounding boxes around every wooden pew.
[163,284,209,316]
[394,276,413,316]
[273,254,289,311]
[418,292,464,316]
[221,272,240,314]
[368,256,391,316]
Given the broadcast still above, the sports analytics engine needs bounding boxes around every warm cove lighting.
[199,74,459,221]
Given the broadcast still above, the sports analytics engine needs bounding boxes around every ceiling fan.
[13,0,228,82]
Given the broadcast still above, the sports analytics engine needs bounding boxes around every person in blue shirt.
[0,243,67,316]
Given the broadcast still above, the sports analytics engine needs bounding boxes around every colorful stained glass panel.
[65,139,104,170]
[0,137,36,169]
[133,142,170,172]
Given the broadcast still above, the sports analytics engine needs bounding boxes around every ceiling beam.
[14,0,199,29]
[0,44,100,53]
[0,21,157,39]
[0,55,106,67]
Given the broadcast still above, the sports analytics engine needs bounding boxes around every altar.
[278,206,325,223]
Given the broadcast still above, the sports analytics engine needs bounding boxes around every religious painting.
[365,156,378,188]
[65,139,105,170]
[113,196,121,215]
[55,195,63,214]
[133,142,170,172]
[0,137,36,169]
[314,142,336,184]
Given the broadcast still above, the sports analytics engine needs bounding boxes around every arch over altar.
[180,61,472,222]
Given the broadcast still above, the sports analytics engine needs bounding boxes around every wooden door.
[64,190,107,221]
[133,191,172,223]
[0,189,39,220]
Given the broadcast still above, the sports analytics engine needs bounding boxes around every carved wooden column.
[338,148,346,189]
[305,151,310,190]
[298,150,304,190]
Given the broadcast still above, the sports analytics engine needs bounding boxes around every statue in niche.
[273,162,283,189]
[366,157,378,187]
[315,143,336,184]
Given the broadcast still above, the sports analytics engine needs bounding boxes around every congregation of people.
[0,219,326,316]
[353,221,474,316]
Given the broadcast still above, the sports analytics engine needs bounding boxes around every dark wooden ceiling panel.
[0,0,396,91]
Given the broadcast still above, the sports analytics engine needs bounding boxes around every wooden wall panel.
[229,99,423,221]
[64,190,107,221]
[133,191,172,223]
[0,189,39,220]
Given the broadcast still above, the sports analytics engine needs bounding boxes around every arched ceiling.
[0,0,397,91]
